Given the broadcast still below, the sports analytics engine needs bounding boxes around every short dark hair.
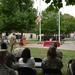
[47,46,57,58]
[53,42,57,48]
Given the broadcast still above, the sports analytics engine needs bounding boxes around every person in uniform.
[10,33,16,53]
[1,42,16,68]
[0,50,17,75]
[13,42,24,62]
[41,46,63,72]
[53,42,63,60]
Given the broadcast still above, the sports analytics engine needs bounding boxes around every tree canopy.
[45,0,75,11]
[40,9,75,35]
[0,0,37,33]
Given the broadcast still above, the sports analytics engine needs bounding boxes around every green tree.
[40,10,75,35]
[40,11,58,34]
[0,0,37,33]
[60,14,75,34]
[45,0,75,10]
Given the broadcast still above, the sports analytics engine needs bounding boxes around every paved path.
[25,41,75,50]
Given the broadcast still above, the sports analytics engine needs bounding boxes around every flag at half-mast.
[35,13,41,25]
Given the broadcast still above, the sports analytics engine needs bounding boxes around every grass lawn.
[28,48,75,75]
[9,39,75,75]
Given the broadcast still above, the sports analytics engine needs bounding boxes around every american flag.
[35,15,41,25]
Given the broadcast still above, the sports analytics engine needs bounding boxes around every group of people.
[0,40,64,75]
[1,39,75,75]
[0,41,36,75]
[9,33,26,53]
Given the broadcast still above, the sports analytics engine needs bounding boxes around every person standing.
[22,35,26,46]
[10,33,16,53]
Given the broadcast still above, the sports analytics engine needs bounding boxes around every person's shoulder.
[42,57,48,62]
[29,57,35,61]
[5,66,16,75]
[19,57,22,60]
[14,48,19,51]
[56,57,62,61]
[72,59,75,63]
[56,49,62,52]
[31,57,34,59]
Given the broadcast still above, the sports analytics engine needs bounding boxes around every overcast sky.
[33,0,75,17]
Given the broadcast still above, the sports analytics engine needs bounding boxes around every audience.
[70,59,75,75]
[13,48,36,74]
[66,59,73,75]
[1,42,16,68]
[13,41,24,62]
[53,42,63,59]
[0,50,17,75]
[18,48,35,69]
[41,46,63,72]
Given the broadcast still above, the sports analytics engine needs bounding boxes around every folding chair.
[34,58,42,62]
[17,67,36,75]
[34,58,42,68]
[43,68,62,75]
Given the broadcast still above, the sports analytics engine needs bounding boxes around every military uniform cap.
[1,42,7,49]
[49,45,56,52]
[1,42,7,46]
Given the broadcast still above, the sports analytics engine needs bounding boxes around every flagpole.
[58,10,60,43]
[39,0,41,42]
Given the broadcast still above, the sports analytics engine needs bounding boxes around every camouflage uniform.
[42,56,63,71]
[0,64,17,75]
[10,34,16,45]
[0,50,17,75]
[56,49,63,60]
[10,34,16,53]
[13,47,24,57]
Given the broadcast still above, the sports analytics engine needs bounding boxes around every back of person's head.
[0,50,8,64]
[53,42,57,48]
[13,33,15,35]
[1,42,7,49]
[22,48,31,63]
[47,46,57,58]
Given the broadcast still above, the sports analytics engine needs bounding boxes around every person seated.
[13,41,24,62]
[0,50,17,75]
[1,42,16,68]
[69,59,75,75]
[66,59,73,75]
[41,46,63,72]
[53,42,63,60]
[13,48,36,74]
